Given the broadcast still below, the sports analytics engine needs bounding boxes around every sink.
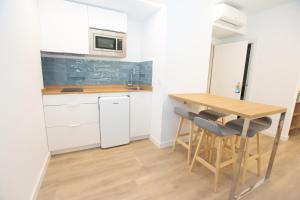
[61,88,83,92]
[126,86,142,90]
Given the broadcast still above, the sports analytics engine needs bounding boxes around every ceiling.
[68,0,163,21]
[215,0,293,14]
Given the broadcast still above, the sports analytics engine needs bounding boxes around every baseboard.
[261,131,289,141]
[149,136,173,149]
[159,140,173,148]
[31,152,50,200]
[130,134,149,142]
[50,143,100,155]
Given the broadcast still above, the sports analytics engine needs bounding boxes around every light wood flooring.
[38,133,300,200]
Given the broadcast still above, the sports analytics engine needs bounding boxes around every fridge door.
[99,96,130,148]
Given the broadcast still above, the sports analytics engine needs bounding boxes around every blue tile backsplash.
[41,54,152,86]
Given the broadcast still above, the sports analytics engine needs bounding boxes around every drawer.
[46,123,100,151]
[44,103,98,127]
[43,94,99,105]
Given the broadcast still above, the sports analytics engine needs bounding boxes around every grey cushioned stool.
[225,117,272,184]
[199,109,228,123]
[173,107,228,164]
[190,117,239,192]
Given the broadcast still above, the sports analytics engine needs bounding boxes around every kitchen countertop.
[42,85,152,95]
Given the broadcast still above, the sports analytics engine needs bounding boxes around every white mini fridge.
[99,96,130,148]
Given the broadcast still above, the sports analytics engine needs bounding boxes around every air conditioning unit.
[214,3,247,27]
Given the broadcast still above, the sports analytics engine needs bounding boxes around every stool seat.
[194,117,239,137]
[199,109,228,121]
[225,117,272,137]
[174,107,199,121]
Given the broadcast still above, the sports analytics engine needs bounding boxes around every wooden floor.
[38,133,300,200]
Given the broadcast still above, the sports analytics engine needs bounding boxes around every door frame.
[207,42,252,100]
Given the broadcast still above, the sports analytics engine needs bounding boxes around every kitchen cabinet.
[87,6,127,33]
[43,94,100,153]
[38,0,128,54]
[43,92,152,153]
[39,0,89,54]
[130,92,152,139]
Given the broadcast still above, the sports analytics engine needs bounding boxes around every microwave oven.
[89,28,127,58]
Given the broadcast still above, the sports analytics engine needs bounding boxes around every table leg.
[265,112,286,179]
[228,118,250,200]
[228,112,286,200]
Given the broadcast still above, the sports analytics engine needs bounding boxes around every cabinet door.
[47,123,100,151]
[130,92,152,138]
[99,96,130,148]
[39,0,89,54]
[88,6,127,33]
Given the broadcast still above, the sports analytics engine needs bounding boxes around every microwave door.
[94,36,117,51]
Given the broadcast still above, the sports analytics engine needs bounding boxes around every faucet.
[127,69,134,88]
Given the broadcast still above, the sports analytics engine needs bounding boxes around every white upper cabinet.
[39,0,89,54]
[87,6,127,33]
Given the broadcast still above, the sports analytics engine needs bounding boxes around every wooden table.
[169,93,287,200]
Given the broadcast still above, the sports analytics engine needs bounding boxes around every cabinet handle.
[68,123,81,127]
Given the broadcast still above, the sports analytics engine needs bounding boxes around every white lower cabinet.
[43,94,100,153]
[43,92,152,153]
[47,123,100,151]
[130,92,152,139]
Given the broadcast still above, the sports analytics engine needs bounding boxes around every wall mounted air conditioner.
[214,3,247,27]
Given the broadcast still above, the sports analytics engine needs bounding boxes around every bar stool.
[197,109,228,160]
[173,107,227,164]
[198,109,228,123]
[190,117,239,192]
[225,117,272,184]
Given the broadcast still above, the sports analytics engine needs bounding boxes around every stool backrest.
[194,117,221,135]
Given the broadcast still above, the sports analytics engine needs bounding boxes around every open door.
[210,41,250,100]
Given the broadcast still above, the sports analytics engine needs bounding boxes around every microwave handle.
[116,38,123,51]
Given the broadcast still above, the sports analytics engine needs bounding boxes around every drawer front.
[46,123,100,151]
[44,104,98,127]
[43,94,99,105]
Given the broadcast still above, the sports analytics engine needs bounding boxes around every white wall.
[0,0,49,199]
[143,0,214,147]
[142,7,167,145]
[245,0,300,139]
[123,20,143,62]
[160,0,213,145]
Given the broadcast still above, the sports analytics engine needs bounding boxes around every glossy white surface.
[99,96,130,148]
[87,5,127,32]
[130,92,152,138]
[39,0,89,53]
[69,0,162,21]
[47,123,100,151]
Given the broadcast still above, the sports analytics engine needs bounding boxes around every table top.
[169,93,287,119]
